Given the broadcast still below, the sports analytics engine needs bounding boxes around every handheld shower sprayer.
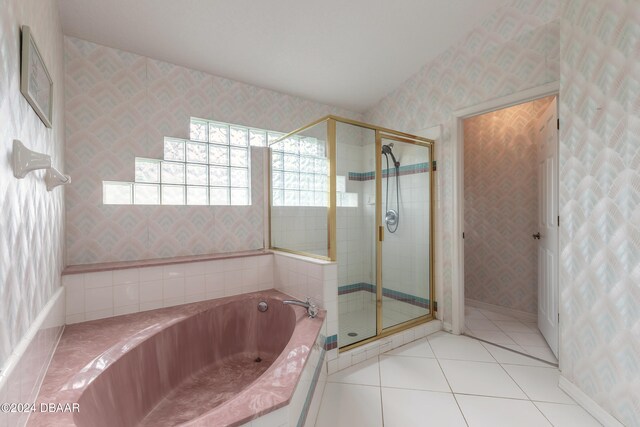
[382,143,400,168]
[381,143,400,233]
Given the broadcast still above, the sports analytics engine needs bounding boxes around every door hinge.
[558,313,560,323]
[462,232,465,239]
[432,160,437,171]
[378,226,384,242]
[557,118,560,130]
[433,301,438,312]
[558,216,560,227]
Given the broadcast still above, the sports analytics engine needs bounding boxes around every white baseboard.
[558,376,623,427]
[465,298,537,322]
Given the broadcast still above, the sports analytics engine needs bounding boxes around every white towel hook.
[45,167,71,191]
[12,139,51,178]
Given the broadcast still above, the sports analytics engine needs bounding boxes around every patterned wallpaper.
[0,0,65,367]
[464,97,554,314]
[365,0,560,328]
[559,0,640,425]
[366,0,638,423]
[64,37,361,265]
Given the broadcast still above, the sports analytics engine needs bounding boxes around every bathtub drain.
[254,357,262,363]
[347,332,358,337]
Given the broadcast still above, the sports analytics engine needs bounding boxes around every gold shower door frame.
[268,116,436,352]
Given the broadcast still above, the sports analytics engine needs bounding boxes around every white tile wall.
[273,252,338,340]
[271,207,328,255]
[63,254,275,324]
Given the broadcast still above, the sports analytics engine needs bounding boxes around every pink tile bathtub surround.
[29,290,325,427]
[63,252,274,324]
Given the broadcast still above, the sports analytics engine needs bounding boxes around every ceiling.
[58,0,509,112]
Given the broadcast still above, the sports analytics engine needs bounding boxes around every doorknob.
[532,232,541,240]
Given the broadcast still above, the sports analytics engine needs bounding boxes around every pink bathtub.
[29,290,325,426]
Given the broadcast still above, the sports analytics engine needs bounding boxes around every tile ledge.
[63,249,271,275]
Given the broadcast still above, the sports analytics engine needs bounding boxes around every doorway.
[453,85,560,364]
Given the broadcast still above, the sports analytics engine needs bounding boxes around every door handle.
[532,232,541,240]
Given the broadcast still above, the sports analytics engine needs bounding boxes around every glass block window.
[103,118,271,206]
[271,136,327,207]
[270,136,357,207]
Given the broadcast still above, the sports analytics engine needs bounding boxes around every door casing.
[450,81,561,358]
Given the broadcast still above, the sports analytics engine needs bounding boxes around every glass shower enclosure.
[269,116,434,351]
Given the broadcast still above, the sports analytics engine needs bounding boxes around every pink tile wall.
[463,97,554,314]
[64,37,362,265]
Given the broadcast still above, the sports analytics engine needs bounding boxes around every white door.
[536,98,559,357]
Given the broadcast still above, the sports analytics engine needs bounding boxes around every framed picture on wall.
[20,25,53,128]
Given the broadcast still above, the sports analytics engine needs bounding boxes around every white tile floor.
[314,331,601,427]
[464,305,558,364]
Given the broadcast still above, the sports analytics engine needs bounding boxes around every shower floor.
[338,291,430,347]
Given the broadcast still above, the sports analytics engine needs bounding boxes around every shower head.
[381,143,400,167]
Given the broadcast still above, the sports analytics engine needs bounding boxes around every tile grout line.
[470,307,558,363]
[460,326,557,424]
[496,363,559,425]
[426,337,470,426]
[377,355,385,427]
[464,333,558,367]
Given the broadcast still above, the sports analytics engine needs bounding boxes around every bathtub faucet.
[283,298,319,318]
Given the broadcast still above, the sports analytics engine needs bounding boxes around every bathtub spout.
[283,298,319,318]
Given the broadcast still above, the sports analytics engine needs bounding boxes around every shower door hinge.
[557,119,560,130]
[433,301,438,312]
[558,313,560,323]
[462,232,465,239]
[378,226,384,242]
[558,216,560,227]
[432,160,437,171]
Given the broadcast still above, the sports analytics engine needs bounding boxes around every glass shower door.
[336,121,378,348]
[378,134,433,330]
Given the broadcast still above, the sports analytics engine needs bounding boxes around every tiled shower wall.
[0,0,66,422]
[64,36,362,265]
[336,124,375,290]
[463,97,554,314]
[379,143,431,301]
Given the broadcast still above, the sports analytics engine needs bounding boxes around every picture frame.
[20,25,53,128]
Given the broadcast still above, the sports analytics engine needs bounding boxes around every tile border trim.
[348,162,435,181]
[338,283,430,309]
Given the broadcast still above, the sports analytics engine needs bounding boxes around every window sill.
[62,249,271,275]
